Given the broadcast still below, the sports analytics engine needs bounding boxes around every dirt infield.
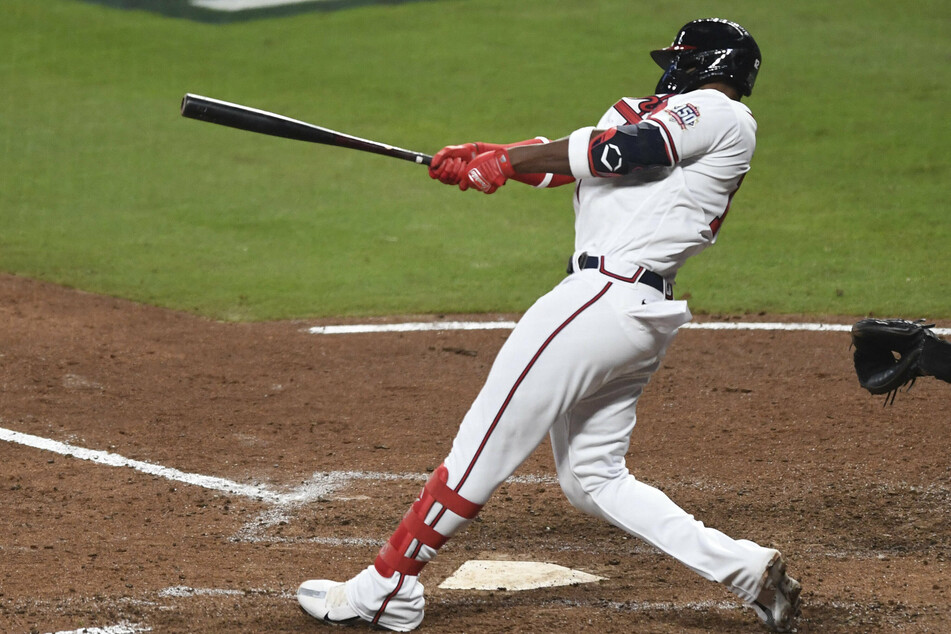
[1,272,949,633]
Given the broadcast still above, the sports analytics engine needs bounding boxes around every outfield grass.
[2,0,948,320]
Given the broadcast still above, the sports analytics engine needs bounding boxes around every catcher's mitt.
[851,318,951,404]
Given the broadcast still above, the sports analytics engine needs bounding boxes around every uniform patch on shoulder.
[667,103,701,130]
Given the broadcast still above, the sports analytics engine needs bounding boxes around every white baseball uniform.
[342,88,776,632]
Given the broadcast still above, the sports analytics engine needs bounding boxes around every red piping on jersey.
[380,281,615,624]
[710,173,746,236]
[415,283,613,536]
[647,117,679,165]
[456,281,613,490]
[373,573,407,626]
[613,99,643,124]
[598,260,646,283]
[612,98,678,165]
[376,282,614,625]
[613,96,671,125]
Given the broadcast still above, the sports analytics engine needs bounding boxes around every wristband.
[507,137,553,187]
[568,127,596,179]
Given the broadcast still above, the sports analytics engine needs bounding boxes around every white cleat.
[750,554,802,632]
[298,570,423,632]
[298,579,361,627]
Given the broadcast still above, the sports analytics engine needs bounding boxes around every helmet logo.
[600,144,624,172]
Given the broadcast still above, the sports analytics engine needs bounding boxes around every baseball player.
[299,18,801,633]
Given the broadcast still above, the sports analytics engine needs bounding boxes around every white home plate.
[438,560,604,591]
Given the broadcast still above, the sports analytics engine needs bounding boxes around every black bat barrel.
[180,93,431,165]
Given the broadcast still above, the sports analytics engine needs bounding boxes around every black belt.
[568,253,667,295]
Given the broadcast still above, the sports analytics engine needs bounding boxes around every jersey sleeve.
[643,92,756,164]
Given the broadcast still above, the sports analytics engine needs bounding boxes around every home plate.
[438,560,604,591]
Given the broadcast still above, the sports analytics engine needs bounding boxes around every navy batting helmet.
[651,18,761,96]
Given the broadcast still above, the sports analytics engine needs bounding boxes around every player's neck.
[697,82,742,101]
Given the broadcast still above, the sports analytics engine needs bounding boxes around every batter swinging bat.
[180,93,432,165]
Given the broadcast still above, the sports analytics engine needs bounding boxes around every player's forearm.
[506,138,574,175]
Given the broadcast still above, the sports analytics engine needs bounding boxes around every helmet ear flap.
[742,52,761,95]
[654,60,679,94]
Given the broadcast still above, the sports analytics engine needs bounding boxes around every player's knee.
[556,468,608,518]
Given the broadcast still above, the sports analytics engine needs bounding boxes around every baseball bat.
[180,93,432,166]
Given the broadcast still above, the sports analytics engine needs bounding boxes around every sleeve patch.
[666,103,701,130]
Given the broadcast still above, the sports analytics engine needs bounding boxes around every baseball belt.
[568,253,671,298]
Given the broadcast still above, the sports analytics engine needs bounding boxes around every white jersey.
[573,88,757,279]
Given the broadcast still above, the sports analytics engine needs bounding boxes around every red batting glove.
[464,149,516,194]
[429,157,471,188]
[429,143,479,185]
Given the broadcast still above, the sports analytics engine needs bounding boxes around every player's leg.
[551,382,778,601]
[302,274,647,630]
[548,300,793,618]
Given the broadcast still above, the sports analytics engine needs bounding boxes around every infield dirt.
[1,273,949,633]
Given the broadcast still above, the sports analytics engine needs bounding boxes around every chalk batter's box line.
[308,321,951,336]
[0,427,556,506]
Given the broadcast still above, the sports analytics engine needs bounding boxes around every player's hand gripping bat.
[180,93,432,165]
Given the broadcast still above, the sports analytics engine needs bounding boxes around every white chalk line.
[0,425,553,507]
[43,585,296,634]
[0,424,563,545]
[4,425,943,557]
[0,426,422,506]
[38,591,915,634]
[309,320,519,334]
[308,320,951,336]
[11,427,934,630]
[0,427,282,503]
[31,593,759,634]
[49,623,150,634]
[190,0,334,12]
[550,597,744,614]
[4,425,942,555]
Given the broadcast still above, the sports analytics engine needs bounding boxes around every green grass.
[2,0,949,320]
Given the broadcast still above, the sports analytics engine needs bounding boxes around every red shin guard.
[374,464,482,577]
